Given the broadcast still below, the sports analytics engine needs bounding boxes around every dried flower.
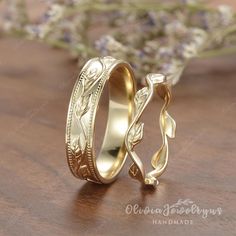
[218,5,234,26]
[1,0,236,85]
[95,35,127,58]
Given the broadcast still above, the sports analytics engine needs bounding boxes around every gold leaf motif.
[72,129,86,151]
[71,140,91,179]
[88,67,97,77]
[129,163,139,177]
[164,111,176,138]
[129,163,143,182]
[134,87,149,113]
[74,94,91,118]
[79,165,91,178]
[84,60,103,81]
[71,154,82,170]
[128,122,144,149]
[84,78,97,94]
[82,60,104,95]
[151,144,167,169]
[71,144,83,176]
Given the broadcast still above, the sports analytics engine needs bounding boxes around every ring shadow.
[69,181,111,226]
[69,177,172,227]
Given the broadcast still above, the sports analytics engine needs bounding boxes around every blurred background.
[1,0,236,84]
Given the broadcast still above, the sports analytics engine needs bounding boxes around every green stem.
[43,38,70,50]
[44,38,95,56]
[198,46,236,58]
[43,37,236,60]
[65,2,214,16]
[222,24,236,38]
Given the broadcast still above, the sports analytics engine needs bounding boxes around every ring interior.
[96,65,134,181]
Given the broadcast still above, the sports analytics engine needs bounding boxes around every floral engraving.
[69,59,104,179]
[134,87,149,113]
[127,86,149,182]
[127,122,144,149]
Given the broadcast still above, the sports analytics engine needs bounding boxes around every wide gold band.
[66,56,136,184]
[125,74,176,186]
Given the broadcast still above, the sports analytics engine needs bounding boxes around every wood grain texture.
[0,37,236,236]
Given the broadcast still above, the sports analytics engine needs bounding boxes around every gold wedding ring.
[125,73,176,186]
[66,56,136,184]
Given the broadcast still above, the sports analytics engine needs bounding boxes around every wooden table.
[0,37,236,236]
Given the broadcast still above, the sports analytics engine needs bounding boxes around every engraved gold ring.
[66,56,136,184]
[125,73,176,186]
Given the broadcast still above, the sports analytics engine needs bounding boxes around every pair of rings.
[65,56,176,186]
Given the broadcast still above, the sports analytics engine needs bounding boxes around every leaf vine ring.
[125,73,176,186]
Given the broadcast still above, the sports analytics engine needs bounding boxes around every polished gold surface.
[125,73,176,186]
[66,56,136,184]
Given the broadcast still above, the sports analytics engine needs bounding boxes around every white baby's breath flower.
[160,60,185,85]
[47,4,64,23]
[183,43,198,59]
[218,5,234,26]
[158,47,174,59]
[144,40,159,54]
[2,0,235,85]
[164,20,187,37]
[95,35,127,58]
[25,24,50,39]
[189,28,208,49]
